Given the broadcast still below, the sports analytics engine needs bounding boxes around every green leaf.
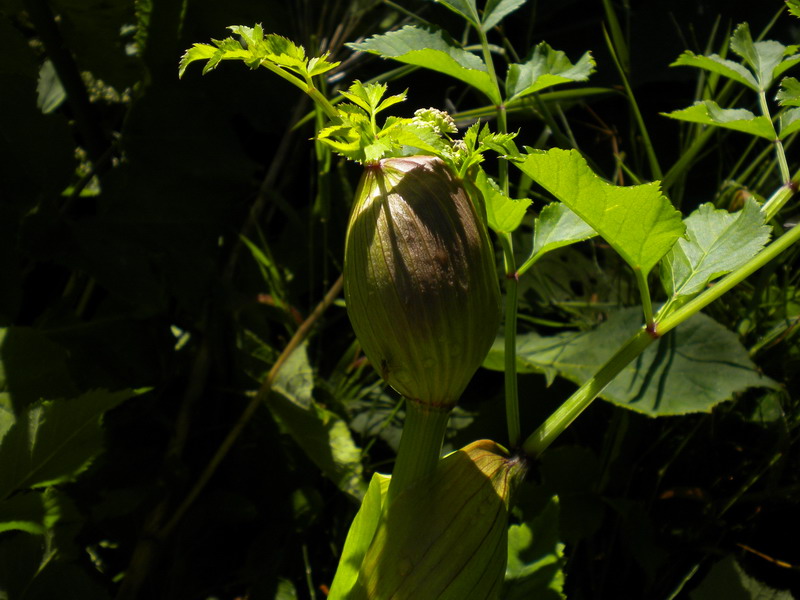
[347,25,500,104]
[789,0,800,19]
[267,343,366,500]
[511,149,684,275]
[730,22,800,91]
[474,169,531,233]
[660,199,771,300]
[531,202,597,260]
[671,50,758,91]
[662,101,775,139]
[504,495,566,600]
[779,107,800,138]
[0,488,65,535]
[484,308,776,416]
[433,0,480,27]
[506,43,595,101]
[777,76,800,106]
[0,389,139,501]
[482,0,527,31]
[327,472,390,599]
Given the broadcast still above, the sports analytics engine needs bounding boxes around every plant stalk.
[386,400,450,504]
[498,233,521,447]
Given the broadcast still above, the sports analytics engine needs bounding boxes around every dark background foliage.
[1,0,799,598]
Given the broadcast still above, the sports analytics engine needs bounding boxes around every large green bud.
[344,155,501,408]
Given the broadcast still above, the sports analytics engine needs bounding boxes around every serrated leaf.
[484,308,776,416]
[482,0,527,31]
[0,488,64,535]
[789,0,800,19]
[661,199,771,300]
[327,472,390,600]
[506,43,595,101]
[267,343,366,500]
[730,22,800,91]
[0,389,139,500]
[779,107,800,138]
[777,76,800,106]
[474,170,531,233]
[504,495,566,600]
[671,50,758,91]
[663,101,775,139]
[347,25,500,104]
[531,202,597,259]
[511,149,684,275]
[434,0,480,27]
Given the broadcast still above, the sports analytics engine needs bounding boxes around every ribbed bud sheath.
[344,156,501,408]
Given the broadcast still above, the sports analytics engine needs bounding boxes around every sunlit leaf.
[660,199,771,300]
[662,101,775,139]
[484,308,776,416]
[0,389,140,501]
[506,43,595,101]
[511,149,684,275]
[531,202,597,259]
[789,0,800,19]
[671,50,758,91]
[779,107,800,138]
[730,22,800,91]
[433,0,480,27]
[777,76,800,106]
[347,25,500,104]
[474,169,531,233]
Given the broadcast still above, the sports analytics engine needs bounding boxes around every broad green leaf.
[0,488,64,535]
[504,495,566,600]
[482,0,527,31]
[506,43,595,101]
[660,199,770,300]
[267,343,366,500]
[0,389,139,501]
[347,26,500,104]
[662,101,775,140]
[671,51,758,91]
[777,76,800,106]
[511,149,684,275]
[730,22,800,91]
[474,169,531,233]
[779,107,800,138]
[327,472,390,599]
[531,202,597,259]
[690,555,793,600]
[484,308,776,416]
[433,0,480,27]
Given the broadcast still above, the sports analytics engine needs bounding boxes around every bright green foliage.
[484,308,776,416]
[530,203,597,264]
[505,42,595,102]
[267,343,366,500]
[328,473,391,599]
[512,149,684,275]
[178,23,339,80]
[777,76,800,105]
[660,199,771,305]
[348,25,501,104]
[662,102,774,139]
[0,389,140,501]
[474,169,532,234]
[504,495,566,600]
[431,0,526,32]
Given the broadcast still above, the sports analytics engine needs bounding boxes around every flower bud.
[344,156,501,408]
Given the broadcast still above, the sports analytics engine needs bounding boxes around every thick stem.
[523,328,654,458]
[386,400,450,504]
[498,233,521,447]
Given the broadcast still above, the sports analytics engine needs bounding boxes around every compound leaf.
[730,22,800,91]
[511,149,684,275]
[660,198,771,300]
[506,43,595,101]
[662,101,775,139]
[347,25,500,104]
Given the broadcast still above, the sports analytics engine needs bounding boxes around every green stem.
[386,400,450,504]
[759,90,791,184]
[523,328,655,458]
[260,61,339,119]
[498,233,521,447]
[634,268,654,329]
[762,166,800,220]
